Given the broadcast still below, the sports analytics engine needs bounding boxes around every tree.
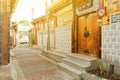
[18,20,31,26]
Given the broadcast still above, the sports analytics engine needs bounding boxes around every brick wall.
[102,12,120,74]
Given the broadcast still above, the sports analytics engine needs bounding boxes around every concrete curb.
[10,50,26,80]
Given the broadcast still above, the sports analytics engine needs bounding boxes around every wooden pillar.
[54,13,57,49]
[42,21,45,46]
[34,23,38,45]
[71,0,78,53]
[0,0,10,65]
[99,0,104,8]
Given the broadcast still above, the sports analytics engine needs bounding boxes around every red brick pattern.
[13,48,72,80]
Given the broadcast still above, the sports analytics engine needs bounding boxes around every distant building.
[10,22,17,48]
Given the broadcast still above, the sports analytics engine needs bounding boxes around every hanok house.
[32,0,120,75]
[31,16,47,48]
[32,0,73,52]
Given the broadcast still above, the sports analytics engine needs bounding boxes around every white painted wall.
[38,31,42,46]
[56,25,71,53]
[43,31,48,47]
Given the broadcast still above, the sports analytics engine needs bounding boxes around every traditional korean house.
[31,16,47,48]
[47,0,73,52]
[31,0,120,75]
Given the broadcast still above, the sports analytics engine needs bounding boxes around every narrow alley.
[1,0,120,80]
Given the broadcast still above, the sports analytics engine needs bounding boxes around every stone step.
[58,63,82,79]
[42,50,66,62]
[50,49,70,55]
[48,50,66,57]
[62,58,90,71]
[67,54,96,65]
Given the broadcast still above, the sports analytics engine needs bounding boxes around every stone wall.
[56,25,71,52]
[102,12,120,74]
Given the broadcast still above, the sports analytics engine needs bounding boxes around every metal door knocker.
[84,31,89,38]
[84,49,89,53]
[84,27,89,38]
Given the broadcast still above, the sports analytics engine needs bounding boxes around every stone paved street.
[11,45,73,80]
[0,64,12,80]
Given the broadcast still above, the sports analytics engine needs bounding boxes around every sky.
[11,0,46,22]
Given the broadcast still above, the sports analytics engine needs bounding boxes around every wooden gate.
[77,12,101,57]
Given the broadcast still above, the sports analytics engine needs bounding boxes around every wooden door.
[77,12,100,57]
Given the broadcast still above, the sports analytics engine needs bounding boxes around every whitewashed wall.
[50,30,54,48]
[43,31,48,47]
[56,25,71,52]
[102,12,120,74]
[38,31,42,46]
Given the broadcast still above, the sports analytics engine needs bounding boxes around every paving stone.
[0,64,12,80]
[11,44,73,80]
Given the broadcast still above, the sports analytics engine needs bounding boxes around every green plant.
[102,53,109,77]
[93,50,109,77]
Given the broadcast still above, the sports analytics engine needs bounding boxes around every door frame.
[73,12,101,58]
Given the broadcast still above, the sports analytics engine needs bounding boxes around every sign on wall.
[76,0,100,15]
[76,0,93,14]
[110,13,120,24]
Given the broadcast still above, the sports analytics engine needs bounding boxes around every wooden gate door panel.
[78,13,99,56]
[87,13,99,55]
[78,17,86,53]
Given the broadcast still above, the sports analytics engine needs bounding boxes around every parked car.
[19,38,28,44]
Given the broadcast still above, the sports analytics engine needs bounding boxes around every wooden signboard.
[75,0,93,11]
